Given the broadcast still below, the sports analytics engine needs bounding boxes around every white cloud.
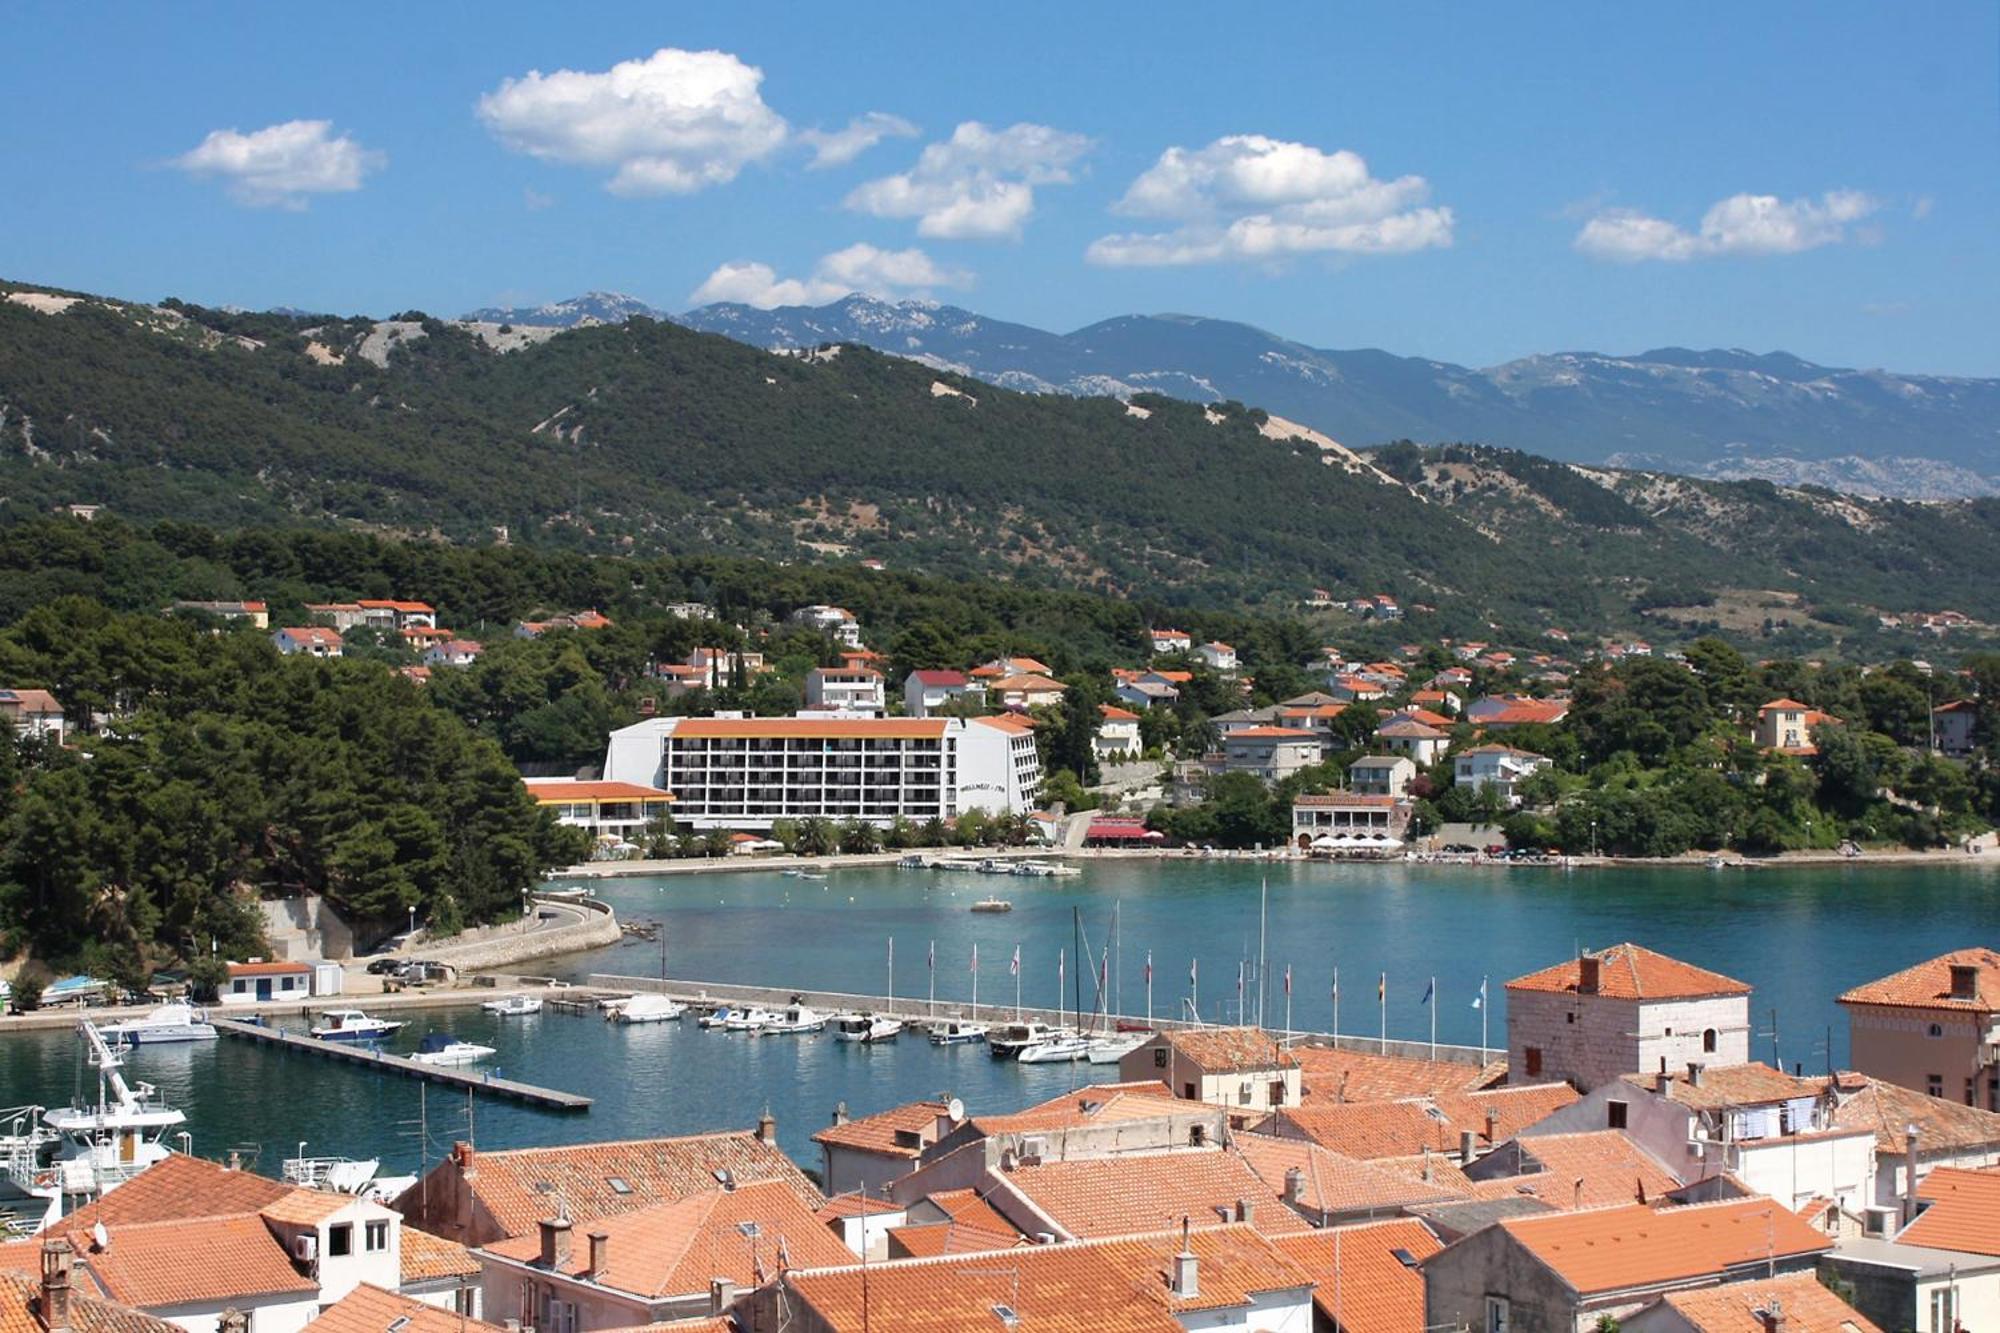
[1086,134,1452,266]
[800,112,919,169]
[845,121,1091,240]
[689,243,970,308]
[477,47,788,195]
[172,120,383,209]
[1575,190,1879,261]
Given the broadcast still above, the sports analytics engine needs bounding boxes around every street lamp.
[407,906,416,945]
[1589,819,1598,858]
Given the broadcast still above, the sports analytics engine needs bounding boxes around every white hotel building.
[602,715,1041,829]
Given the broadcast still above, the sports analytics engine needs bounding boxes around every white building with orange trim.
[522,779,677,840]
[602,714,1040,829]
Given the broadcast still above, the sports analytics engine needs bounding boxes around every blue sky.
[4,3,1996,373]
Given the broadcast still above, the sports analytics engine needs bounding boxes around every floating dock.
[211,1018,591,1112]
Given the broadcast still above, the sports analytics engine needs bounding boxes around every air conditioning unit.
[295,1235,318,1262]
[1019,1136,1048,1163]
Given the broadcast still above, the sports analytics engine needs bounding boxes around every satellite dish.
[92,1222,110,1252]
[947,1097,966,1123]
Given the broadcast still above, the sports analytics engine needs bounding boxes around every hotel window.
[365,1219,388,1252]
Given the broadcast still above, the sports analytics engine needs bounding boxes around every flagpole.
[928,939,935,1019]
[1430,975,1437,1063]
[1284,965,1292,1041]
[1257,876,1268,1029]
[1113,900,1122,1025]
[1479,974,1488,1055]
[887,936,894,1003]
[971,945,979,1023]
[1378,973,1386,1054]
[1192,958,1199,1024]
[1145,951,1153,1027]
[1332,967,1340,1051]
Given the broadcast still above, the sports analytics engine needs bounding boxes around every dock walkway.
[211,1018,591,1112]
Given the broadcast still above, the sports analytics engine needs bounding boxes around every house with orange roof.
[883,1187,1025,1259]
[0,687,65,745]
[421,638,484,668]
[1505,943,1753,1091]
[989,673,1066,710]
[1754,699,1839,755]
[1622,1272,1880,1333]
[1825,1072,2000,1219]
[1120,1027,1302,1120]
[1273,1217,1442,1333]
[789,605,863,648]
[1149,628,1194,655]
[1220,727,1322,785]
[1467,694,1572,730]
[751,1223,1315,1333]
[522,778,675,842]
[1197,641,1239,672]
[963,1148,1316,1241]
[1421,1198,1834,1333]
[0,1240,184,1333]
[902,668,983,718]
[1258,1087,1575,1166]
[1292,1046,1506,1106]
[396,1229,482,1315]
[1096,703,1144,760]
[311,1284,502,1333]
[1232,1133,1467,1226]
[356,600,437,630]
[474,1178,852,1329]
[1838,948,2000,1111]
[513,610,612,638]
[272,626,343,659]
[811,1098,966,1197]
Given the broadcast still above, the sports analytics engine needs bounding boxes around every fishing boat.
[481,994,543,1016]
[1085,1031,1150,1064]
[724,1006,776,1032]
[970,897,1013,913]
[100,1001,217,1045]
[309,1010,405,1042]
[1016,1031,1090,1063]
[760,1004,828,1035]
[832,1013,902,1044]
[987,1021,1058,1059]
[698,1006,737,1029]
[926,1019,989,1046]
[612,994,685,1024]
[410,1033,496,1066]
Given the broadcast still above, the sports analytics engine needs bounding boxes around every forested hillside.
[5,280,2000,639]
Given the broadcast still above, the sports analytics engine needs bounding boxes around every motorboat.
[410,1033,496,1066]
[481,994,543,1016]
[612,994,685,1024]
[724,1006,776,1032]
[100,1002,217,1045]
[832,1013,902,1044]
[1085,1031,1150,1064]
[596,993,635,1014]
[927,1019,989,1047]
[760,1004,827,1035]
[310,1010,405,1042]
[1016,1032,1091,1064]
[698,1006,737,1029]
[782,869,828,881]
[970,897,1013,913]
[33,1021,186,1210]
[987,1021,1058,1059]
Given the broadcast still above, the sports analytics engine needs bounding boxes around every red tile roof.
[1838,948,2000,1012]
[56,1153,292,1230]
[1491,1198,1832,1296]
[995,1150,1314,1239]
[1157,1027,1298,1073]
[313,1285,506,1333]
[523,779,676,803]
[0,1216,315,1309]
[400,1227,481,1283]
[1618,1063,1824,1112]
[1272,1218,1442,1333]
[971,1082,1190,1134]
[1506,943,1751,1000]
[1649,1273,1880,1333]
[1292,1048,1505,1104]
[1899,1166,2000,1255]
[225,959,312,977]
[1469,1131,1680,1209]
[811,1099,955,1157]
[1231,1133,1465,1216]
[0,1269,182,1333]
[1830,1076,2000,1155]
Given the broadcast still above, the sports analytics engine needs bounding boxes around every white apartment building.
[903,669,984,717]
[603,714,1040,829]
[1454,744,1550,805]
[805,665,886,714]
[791,604,864,648]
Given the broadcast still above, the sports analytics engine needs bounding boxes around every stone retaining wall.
[435,895,620,972]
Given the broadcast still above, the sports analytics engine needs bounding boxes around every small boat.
[309,1010,405,1042]
[761,1004,827,1035]
[612,994,685,1024]
[724,1006,776,1032]
[833,1013,903,1044]
[1085,1031,1150,1064]
[699,1006,737,1029]
[927,1019,989,1046]
[896,854,931,870]
[988,1021,1058,1059]
[782,869,829,881]
[482,994,543,1016]
[1016,1032,1091,1064]
[970,897,1013,913]
[410,1033,495,1066]
[100,1001,217,1045]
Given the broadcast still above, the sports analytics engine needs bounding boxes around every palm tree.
[796,816,838,857]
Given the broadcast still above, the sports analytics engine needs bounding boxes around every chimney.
[1758,1298,1786,1333]
[586,1230,609,1276]
[1485,1108,1498,1144]
[1282,1167,1305,1205]
[1459,1130,1478,1164]
[1949,964,1979,1001]
[39,1237,73,1333]
[831,1101,849,1127]
[756,1109,777,1146]
[709,1279,738,1317]
[226,1149,242,1171]
[539,1217,572,1269]
[1234,1198,1255,1225]
[1578,956,1601,995]
[1656,1069,1673,1092]
[1904,1124,1923,1223]
[1686,1063,1704,1087]
[1572,1177,1585,1210]
[1171,1218,1199,1300]
[217,1312,247,1333]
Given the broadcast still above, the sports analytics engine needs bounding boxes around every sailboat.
[1015,910,1089,1064]
[1087,899,1149,1061]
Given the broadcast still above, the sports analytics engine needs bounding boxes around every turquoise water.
[4,859,1994,1180]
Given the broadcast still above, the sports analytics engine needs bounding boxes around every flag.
[928,940,934,973]
[1331,968,1339,1000]
[1420,978,1435,1006]
[1010,945,1020,976]
[1145,951,1153,985]
[1284,964,1292,996]
[1471,976,1487,1010]
[1191,957,1198,986]
[971,943,979,974]
[1236,960,1245,998]
[1377,973,1385,1002]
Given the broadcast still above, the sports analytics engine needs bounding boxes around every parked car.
[366,957,404,975]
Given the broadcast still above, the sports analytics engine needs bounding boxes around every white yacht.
[309,1010,405,1042]
[1015,1031,1091,1064]
[1085,1031,1150,1064]
[410,1033,496,1066]
[832,1013,902,1044]
[987,1021,1058,1059]
[38,1022,186,1209]
[100,1002,217,1046]
[612,994,685,1024]
[481,994,543,1016]
[926,1019,989,1047]
[724,1006,776,1032]
[760,1004,827,1035]
[698,1006,737,1029]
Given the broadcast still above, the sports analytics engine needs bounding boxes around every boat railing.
[281,1155,368,1190]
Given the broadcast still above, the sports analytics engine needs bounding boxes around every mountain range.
[467,290,1998,499]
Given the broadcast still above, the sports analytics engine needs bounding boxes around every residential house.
[1221,728,1322,785]
[395,1231,483,1315]
[1841,948,2000,1111]
[1117,678,1181,710]
[812,1099,966,1197]
[1467,695,1571,729]
[312,1285,494,1333]
[1121,1027,1302,1122]
[791,605,864,648]
[804,666,886,714]
[1826,1073,2000,1219]
[1292,794,1408,851]
[925,1148,1315,1242]
[748,1225,1316,1333]
[1198,641,1240,672]
[902,669,983,718]
[1290,1046,1506,1106]
[1454,746,1550,806]
[0,1240,183,1333]
[684,647,765,689]
[522,779,677,842]
[1095,704,1143,761]
[972,656,1054,680]
[422,639,483,668]
[1257,1085,1580,1168]
[1272,1219,1442,1333]
[1349,755,1418,797]
[1621,1273,1880,1333]
[1411,688,1460,715]
[1276,702,1351,753]
[883,1187,1024,1259]
[1150,628,1194,655]
[1461,1129,1682,1211]
[906,1081,1226,1184]
[0,688,65,744]
[1505,942,1752,1090]
[1213,707,1281,737]
[1754,699,1838,755]
[1326,674,1392,703]
[1233,1137,1465,1227]
[273,627,343,658]
[220,960,314,1005]
[476,1181,850,1329]
[1420,1199,1833,1333]
[1373,720,1448,767]
[303,603,369,631]
[989,673,1066,711]
[392,1130,819,1248]
[168,600,270,628]
[1822,1166,2000,1333]
[1932,700,1978,757]
[357,600,437,630]
[512,610,611,638]
[398,626,455,651]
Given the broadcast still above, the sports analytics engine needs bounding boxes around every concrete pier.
[211,1018,592,1111]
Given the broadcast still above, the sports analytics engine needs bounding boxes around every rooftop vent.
[992,1304,1020,1328]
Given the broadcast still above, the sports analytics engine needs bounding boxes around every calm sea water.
[4,859,1994,1179]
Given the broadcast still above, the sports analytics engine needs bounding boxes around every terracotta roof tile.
[1829,1077,2000,1155]
[0,1216,316,1309]
[1469,1131,1680,1210]
[1505,943,1751,1000]
[971,1082,1190,1134]
[1899,1166,2000,1256]
[1618,1063,1823,1112]
[1272,1218,1442,1333]
[1231,1134,1465,1216]
[920,1188,1023,1242]
[1838,948,2000,1012]
[0,1270,182,1333]
[1491,1198,1832,1296]
[313,1285,506,1333]
[400,1227,481,1283]
[1158,1027,1298,1073]
[57,1154,292,1231]
[1267,1085,1576,1160]
[1650,1273,1880,1333]
[995,1150,1313,1239]
[523,780,675,803]
[1293,1048,1504,1104]
[811,1100,955,1158]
